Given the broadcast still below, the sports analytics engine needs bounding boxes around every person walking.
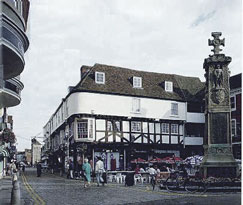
[95,157,105,186]
[82,158,91,188]
[68,159,74,179]
[37,162,42,177]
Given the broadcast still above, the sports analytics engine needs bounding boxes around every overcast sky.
[9,0,242,151]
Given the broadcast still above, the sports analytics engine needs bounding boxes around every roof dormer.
[95,72,105,84]
[165,81,173,92]
[133,76,142,88]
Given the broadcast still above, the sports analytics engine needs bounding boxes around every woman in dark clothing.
[37,163,42,177]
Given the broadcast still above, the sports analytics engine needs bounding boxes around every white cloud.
[8,0,242,151]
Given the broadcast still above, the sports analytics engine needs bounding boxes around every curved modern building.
[0,0,30,108]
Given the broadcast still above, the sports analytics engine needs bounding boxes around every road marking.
[21,174,39,204]
[22,174,46,205]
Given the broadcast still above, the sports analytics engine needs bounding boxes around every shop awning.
[0,147,9,158]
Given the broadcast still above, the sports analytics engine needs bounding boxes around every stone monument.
[201,32,238,178]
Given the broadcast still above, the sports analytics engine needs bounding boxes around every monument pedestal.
[201,144,237,178]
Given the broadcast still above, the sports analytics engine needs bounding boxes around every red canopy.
[131,158,147,164]
[149,157,163,163]
[161,156,183,164]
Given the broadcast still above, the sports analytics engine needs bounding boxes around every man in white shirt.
[148,165,157,175]
[95,157,105,186]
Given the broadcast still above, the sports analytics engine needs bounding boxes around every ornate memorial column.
[201,32,237,178]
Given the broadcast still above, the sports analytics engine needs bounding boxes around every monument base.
[201,144,238,178]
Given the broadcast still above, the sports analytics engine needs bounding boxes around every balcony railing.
[4,76,23,96]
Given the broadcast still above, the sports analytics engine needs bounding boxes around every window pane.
[231,120,236,137]
[77,120,88,138]
[165,81,173,92]
[95,72,105,84]
[230,97,236,109]
[171,103,178,115]
[89,120,93,138]
[171,124,178,134]
[133,77,142,88]
[107,121,112,131]
[162,123,169,134]
[131,122,141,132]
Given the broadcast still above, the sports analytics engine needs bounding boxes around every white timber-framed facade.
[43,64,205,171]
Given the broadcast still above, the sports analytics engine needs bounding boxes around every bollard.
[11,173,20,205]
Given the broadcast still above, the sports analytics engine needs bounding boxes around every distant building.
[25,149,31,165]
[31,139,42,165]
[16,151,25,162]
[43,64,205,171]
[230,73,241,159]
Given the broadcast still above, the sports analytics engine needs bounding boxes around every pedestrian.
[68,159,74,179]
[82,158,91,188]
[95,157,105,186]
[9,160,17,178]
[37,162,42,177]
[22,163,25,173]
[154,164,161,178]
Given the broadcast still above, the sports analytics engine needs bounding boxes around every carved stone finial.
[208,32,225,55]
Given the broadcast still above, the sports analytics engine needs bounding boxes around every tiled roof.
[72,64,205,102]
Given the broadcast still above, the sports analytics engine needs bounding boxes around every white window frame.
[133,77,142,88]
[230,96,236,111]
[131,121,141,132]
[231,119,236,137]
[162,123,169,134]
[89,120,93,138]
[132,98,141,113]
[77,120,88,139]
[107,121,112,132]
[165,81,173,92]
[114,121,121,132]
[107,121,121,132]
[171,103,178,116]
[95,72,105,84]
[171,124,179,134]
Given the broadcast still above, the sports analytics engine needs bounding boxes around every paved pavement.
[17,168,241,205]
[0,176,12,205]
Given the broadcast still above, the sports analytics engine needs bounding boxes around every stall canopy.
[161,156,183,164]
[149,157,163,163]
[131,158,147,164]
[183,155,203,166]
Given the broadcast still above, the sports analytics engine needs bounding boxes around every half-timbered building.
[43,64,205,171]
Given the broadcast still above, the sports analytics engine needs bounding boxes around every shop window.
[77,120,88,138]
[162,123,169,134]
[171,103,178,115]
[131,121,141,132]
[171,124,178,134]
[231,119,236,137]
[230,96,236,111]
